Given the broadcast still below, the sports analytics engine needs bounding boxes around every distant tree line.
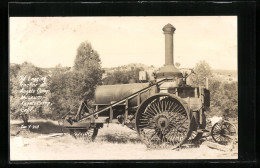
[102,66,144,85]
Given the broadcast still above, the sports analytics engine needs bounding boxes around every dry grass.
[10,119,238,160]
[96,124,141,144]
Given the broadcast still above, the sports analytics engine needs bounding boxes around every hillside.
[103,63,158,73]
[212,69,237,82]
[11,62,237,83]
[103,63,237,82]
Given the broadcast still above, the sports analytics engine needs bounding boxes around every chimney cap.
[162,23,176,33]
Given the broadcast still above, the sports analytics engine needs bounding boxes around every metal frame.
[76,78,171,122]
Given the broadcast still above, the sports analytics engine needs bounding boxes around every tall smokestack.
[163,23,175,65]
[156,23,182,79]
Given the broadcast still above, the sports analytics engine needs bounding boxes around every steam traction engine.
[63,24,211,148]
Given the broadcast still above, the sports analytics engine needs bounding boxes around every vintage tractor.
[62,23,235,148]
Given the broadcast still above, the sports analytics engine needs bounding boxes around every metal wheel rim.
[211,121,237,145]
[135,94,191,149]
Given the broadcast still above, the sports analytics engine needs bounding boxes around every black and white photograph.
[9,16,238,160]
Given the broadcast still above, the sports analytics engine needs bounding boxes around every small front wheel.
[211,121,237,145]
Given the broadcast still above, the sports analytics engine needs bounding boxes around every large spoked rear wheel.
[70,128,98,142]
[135,94,191,149]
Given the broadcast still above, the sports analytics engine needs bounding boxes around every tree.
[48,41,103,119]
[47,65,71,119]
[208,80,238,118]
[73,41,103,98]
[10,64,21,96]
[189,60,212,86]
[188,60,237,118]
[10,64,21,119]
[10,62,48,125]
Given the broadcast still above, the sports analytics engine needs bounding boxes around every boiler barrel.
[94,83,151,107]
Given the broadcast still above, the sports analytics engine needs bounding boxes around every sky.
[10,16,237,70]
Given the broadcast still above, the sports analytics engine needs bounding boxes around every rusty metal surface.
[80,79,169,122]
[94,83,151,106]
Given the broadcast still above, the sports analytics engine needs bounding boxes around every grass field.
[10,119,238,160]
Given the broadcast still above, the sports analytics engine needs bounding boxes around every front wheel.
[211,121,237,145]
